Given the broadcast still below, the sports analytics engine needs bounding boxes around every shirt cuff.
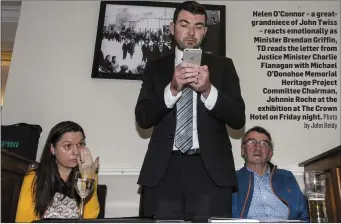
[164,83,182,108]
[200,85,218,110]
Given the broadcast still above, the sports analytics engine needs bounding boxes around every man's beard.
[177,38,201,50]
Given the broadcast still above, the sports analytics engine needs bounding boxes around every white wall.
[2,0,340,218]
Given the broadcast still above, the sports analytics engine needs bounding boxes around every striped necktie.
[174,85,193,153]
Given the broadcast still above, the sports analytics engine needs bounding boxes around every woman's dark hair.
[173,1,207,25]
[32,121,85,217]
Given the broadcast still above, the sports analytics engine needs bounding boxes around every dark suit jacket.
[135,52,245,187]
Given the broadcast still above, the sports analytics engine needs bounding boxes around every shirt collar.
[246,165,270,177]
[175,46,183,65]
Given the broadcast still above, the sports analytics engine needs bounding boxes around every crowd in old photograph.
[99,28,174,77]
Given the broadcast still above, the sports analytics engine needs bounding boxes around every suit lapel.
[161,53,175,86]
[200,51,210,66]
[197,52,211,106]
[196,52,209,138]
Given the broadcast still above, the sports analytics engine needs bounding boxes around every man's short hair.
[173,1,207,26]
[242,126,273,148]
[120,64,129,72]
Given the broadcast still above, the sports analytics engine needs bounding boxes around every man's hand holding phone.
[170,62,200,96]
[190,65,211,98]
[170,48,211,98]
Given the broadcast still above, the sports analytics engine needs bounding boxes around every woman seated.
[15,121,100,222]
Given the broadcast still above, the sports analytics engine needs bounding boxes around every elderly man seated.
[232,126,309,222]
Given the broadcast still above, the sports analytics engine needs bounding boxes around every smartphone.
[183,48,202,65]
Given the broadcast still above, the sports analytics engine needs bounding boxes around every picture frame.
[91,1,226,80]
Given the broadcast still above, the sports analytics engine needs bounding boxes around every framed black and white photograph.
[91,1,226,80]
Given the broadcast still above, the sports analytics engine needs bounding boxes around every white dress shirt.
[164,47,218,150]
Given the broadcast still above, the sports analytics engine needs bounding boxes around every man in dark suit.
[141,40,149,62]
[135,1,245,221]
[122,39,129,60]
